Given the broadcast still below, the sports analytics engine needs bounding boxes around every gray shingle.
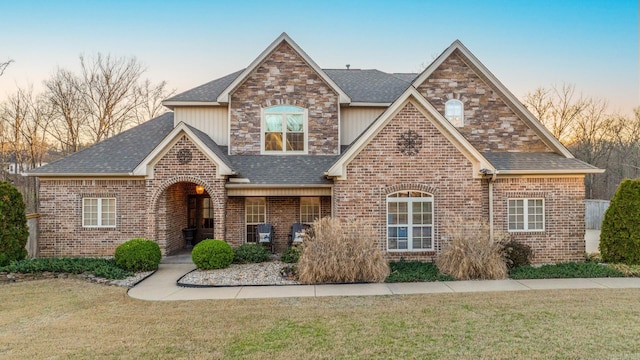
[227,155,338,185]
[482,152,600,171]
[29,113,175,175]
[324,69,415,103]
[165,69,244,102]
[185,124,234,172]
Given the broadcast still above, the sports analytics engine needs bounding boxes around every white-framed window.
[387,191,433,251]
[82,198,116,228]
[262,105,307,153]
[245,197,266,242]
[445,99,464,127]
[300,197,321,224]
[508,198,544,232]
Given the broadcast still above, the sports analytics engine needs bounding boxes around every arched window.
[387,191,433,251]
[445,99,464,127]
[262,105,307,153]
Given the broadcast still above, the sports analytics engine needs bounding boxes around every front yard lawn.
[2,279,640,358]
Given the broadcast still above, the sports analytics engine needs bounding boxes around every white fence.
[585,200,610,230]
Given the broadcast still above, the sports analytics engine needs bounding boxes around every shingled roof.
[30,113,175,175]
[482,152,602,173]
[164,69,418,105]
[227,155,337,185]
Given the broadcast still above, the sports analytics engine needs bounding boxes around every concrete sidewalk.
[127,264,640,301]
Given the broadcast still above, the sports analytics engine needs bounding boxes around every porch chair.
[257,223,274,253]
[287,222,308,246]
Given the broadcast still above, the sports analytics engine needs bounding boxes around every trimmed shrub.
[509,262,625,279]
[385,259,453,283]
[233,243,270,263]
[297,217,390,284]
[192,239,233,270]
[0,181,29,266]
[600,179,640,264]
[0,257,132,279]
[504,239,533,270]
[280,246,301,264]
[114,238,161,272]
[436,218,508,280]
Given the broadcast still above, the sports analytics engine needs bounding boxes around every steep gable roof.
[132,121,234,179]
[216,33,350,104]
[482,152,603,174]
[412,40,573,158]
[28,113,175,176]
[326,86,496,180]
[162,69,244,109]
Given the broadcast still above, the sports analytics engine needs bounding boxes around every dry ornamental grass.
[297,217,390,284]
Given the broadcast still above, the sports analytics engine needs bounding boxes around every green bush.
[280,246,301,264]
[233,243,270,263]
[0,181,29,266]
[297,217,389,284]
[509,262,625,279]
[504,239,533,270]
[192,239,233,270]
[114,238,161,272]
[385,259,453,282]
[0,257,132,279]
[600,179,640,264]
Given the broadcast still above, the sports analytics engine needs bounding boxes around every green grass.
[3,280,640,359]
[509,262,625,279]
[385,260,453,282]
[0,257,132,279]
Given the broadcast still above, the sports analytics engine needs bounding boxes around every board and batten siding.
[173,107,229,146]
[340,107,386,145]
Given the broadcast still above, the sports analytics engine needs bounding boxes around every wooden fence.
[585,200,610,230]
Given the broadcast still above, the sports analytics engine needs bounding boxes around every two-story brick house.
[29,33,602,263]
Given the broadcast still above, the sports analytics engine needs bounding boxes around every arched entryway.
[151,179,216,255]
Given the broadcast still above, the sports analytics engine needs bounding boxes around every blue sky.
[1,0,637,114]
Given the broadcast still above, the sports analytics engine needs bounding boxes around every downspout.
[488,172,497,241]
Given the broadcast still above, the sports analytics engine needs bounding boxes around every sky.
[1,0,638,115]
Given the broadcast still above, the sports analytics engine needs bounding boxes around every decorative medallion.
[176,148,193,164]
[397,130,422,156]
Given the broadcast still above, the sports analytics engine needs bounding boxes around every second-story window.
[445,99,464,127]
[263,105,307,153]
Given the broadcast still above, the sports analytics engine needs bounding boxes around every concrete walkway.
[127,264,640,301]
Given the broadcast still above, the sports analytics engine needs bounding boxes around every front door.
[188,195,214,245]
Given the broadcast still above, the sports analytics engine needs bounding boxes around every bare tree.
[0,59,13,77]
[78,53,144,143]
[132,79,174,125]
[524,83,590,143]
[44,68,87,154]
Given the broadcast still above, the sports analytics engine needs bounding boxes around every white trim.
[161,101,220,109]
[412,40,573,158]
[445,99,464,127]
[216,33,350,104]
[386,191,434,252]
[131,122,234,179]
[497,168,605,175]
[260,105,309,155]
[325,87,495,179]
[348,102,392,107]
[508,198,545,232]
[82,197,116,228]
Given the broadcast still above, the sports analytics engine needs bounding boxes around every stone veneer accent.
[419,50,551,153]
[229,42,340,155]
[333,101,486,262]
[492,177,586,263]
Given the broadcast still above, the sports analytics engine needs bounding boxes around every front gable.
[132,122,234,179]
[226,34,345,155]
[327,88,494,180]
[412,40,572,157]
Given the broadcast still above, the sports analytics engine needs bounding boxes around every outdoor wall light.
[195,185,205,195]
